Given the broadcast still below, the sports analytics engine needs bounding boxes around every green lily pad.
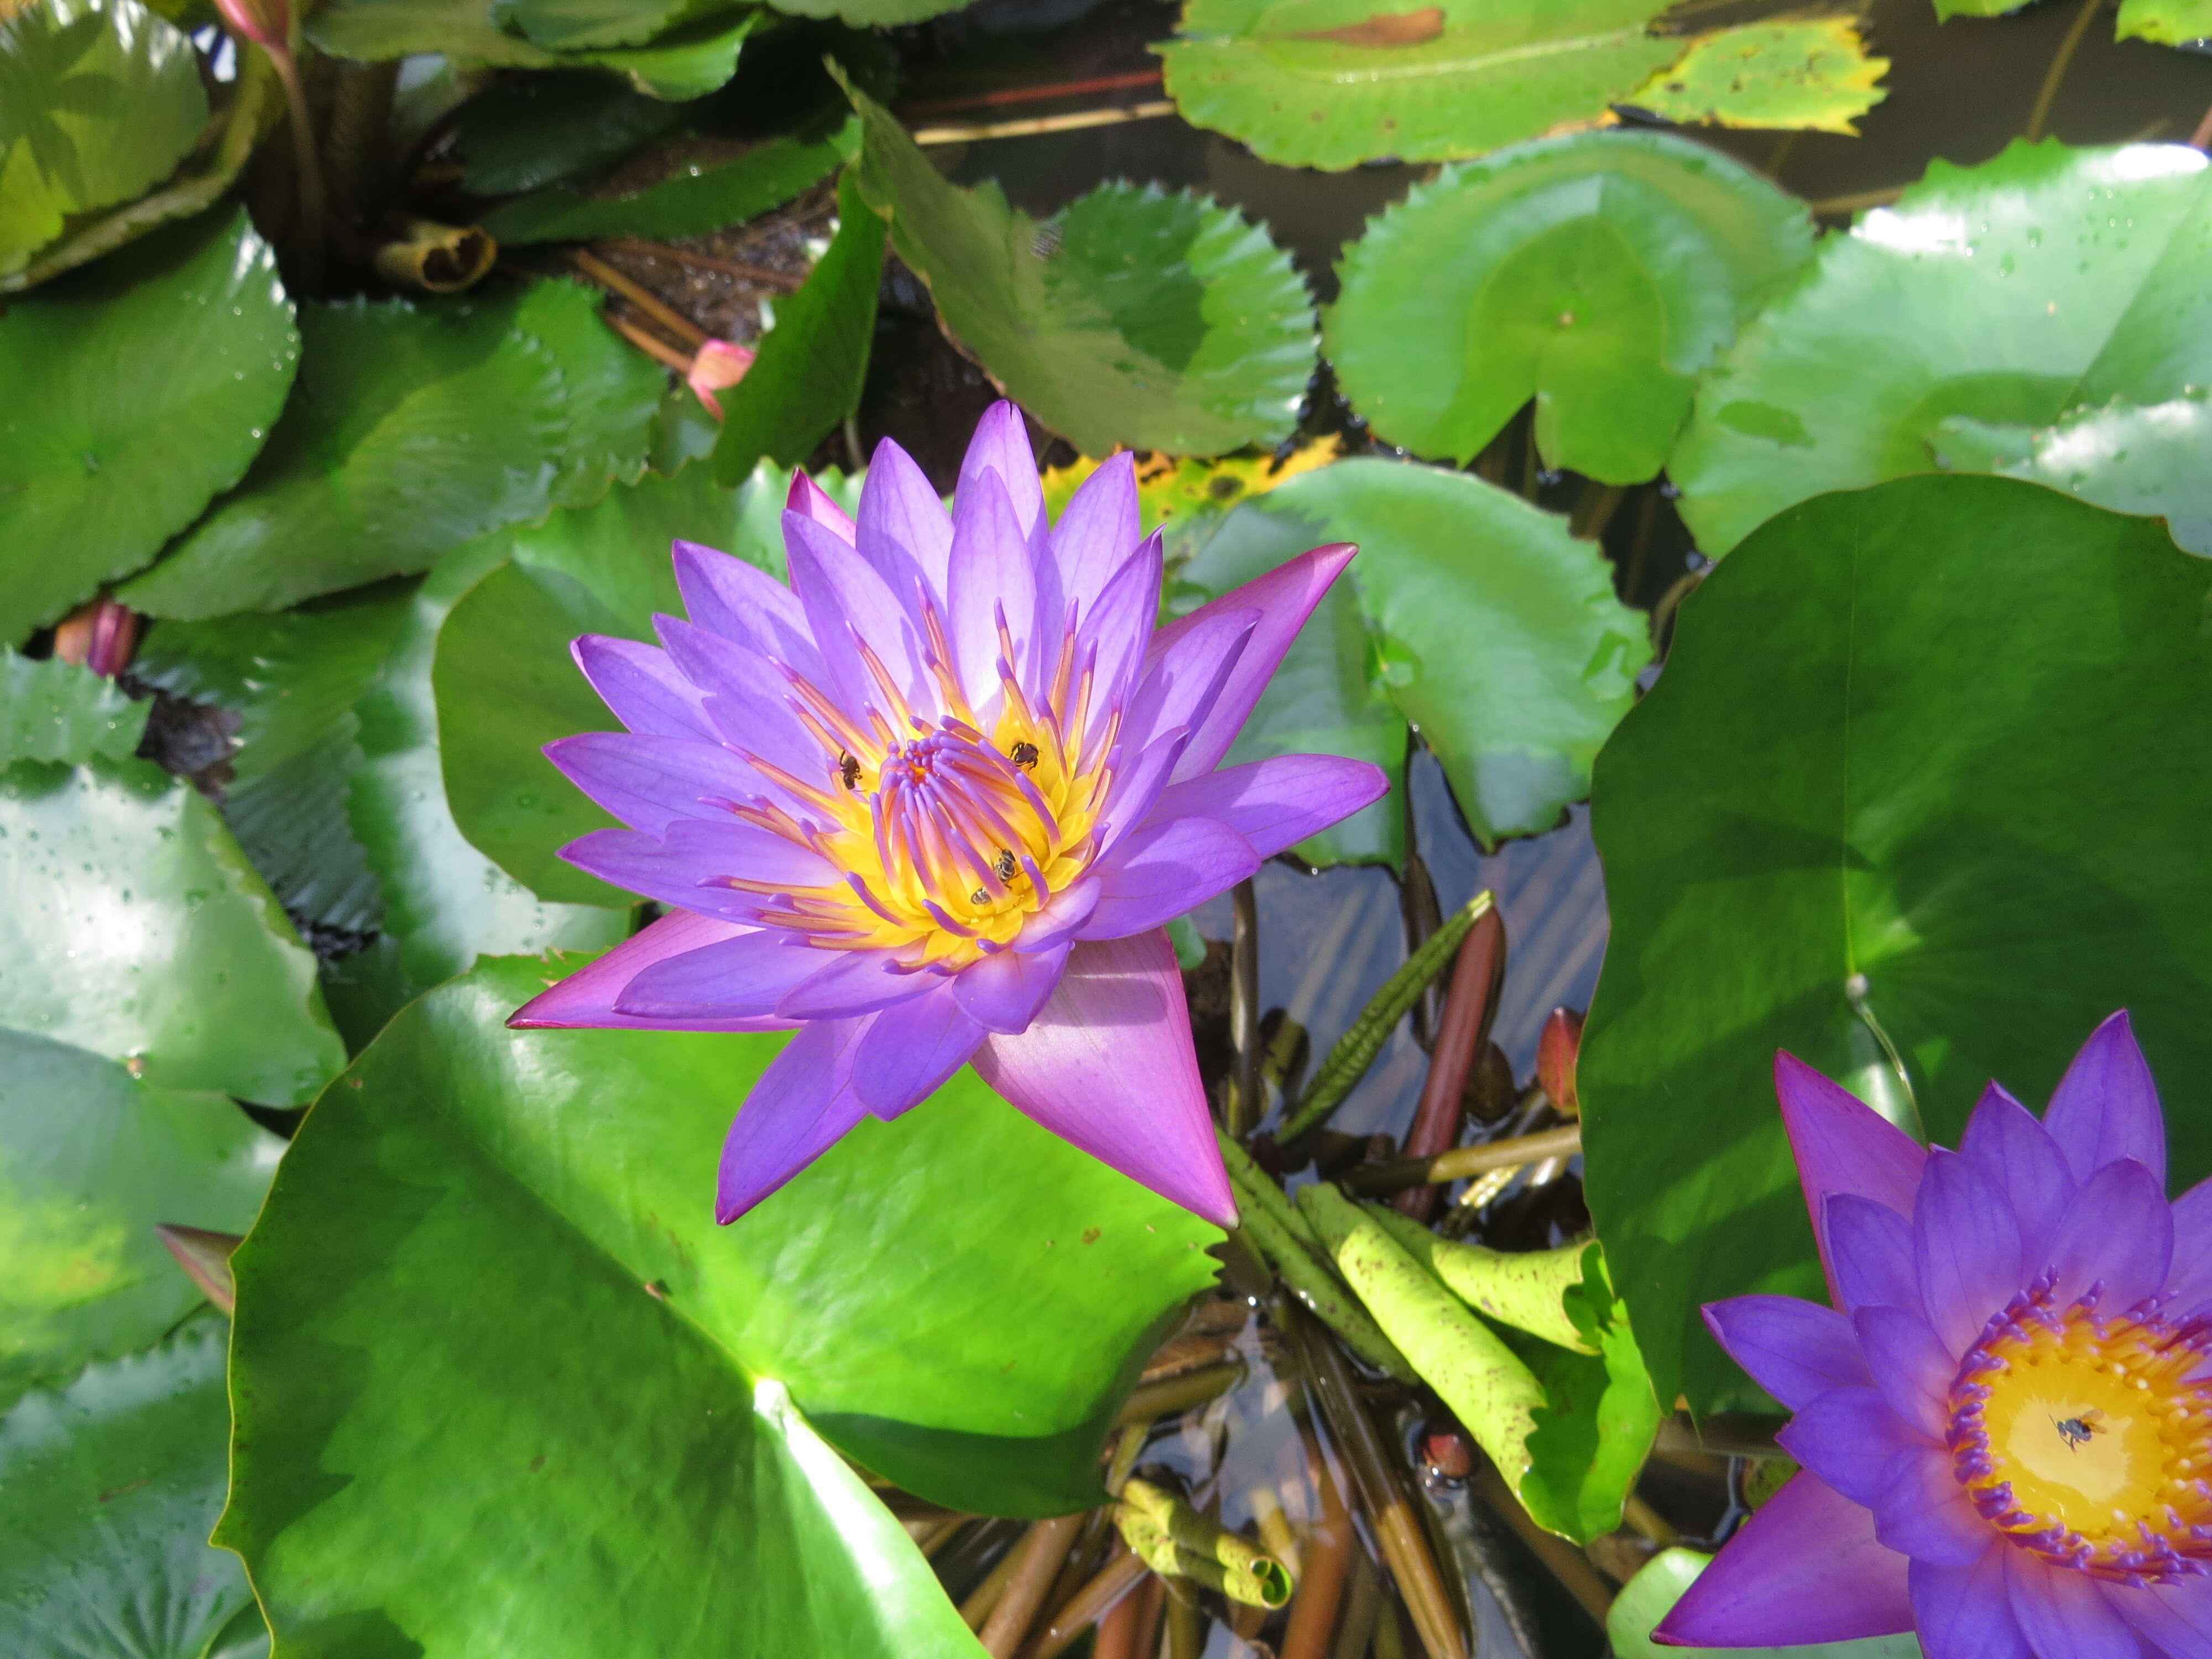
[0,1326,257,1657]
[1671,139,2212,555]
[1326,131,1812,485]
[307,0,760,98]
[1608,1549,1922,1659]
[1580,476,2212,1415]
[494,0,722,53]
[761,0,964,18]
[1511,1244,1660,1545]
[0,1030,279,1406]
[1932,0,2018,15]
[712,166,884,482]
[483,114,854,243]
[0,210,298,644]
[0,0,206,276]
[1621,20,1888,134]
[1178,458,1650,857]
[453,72,691,194]
[118,278,664,620]
[0,649,147,766]
[846,80,1316,457]
[0,757,343,1104]
[133,586,417,935]
[2117,0,2212,44]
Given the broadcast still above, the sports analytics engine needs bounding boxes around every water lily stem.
[603,312,696,373]
[1394,906,1506,1222]
[1277,1420,1353,1659]
[962,1526,1031,1630]
[2025,0,2102,142]
[1343,1124,1582,1196]
[1018,1543,1149,1659]
[1228,879,1260,1136]
[268,45,326,291]
[570,249,709,348]
[1329,1552,1382,1659]
[1118,1358,1245,1426]
[979,1513,1086,1657]
[1162,1578,1205,1659]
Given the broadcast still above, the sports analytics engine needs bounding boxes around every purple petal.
[1701,1295,1870,1410]
[1912,1547,2030,1659]
[545,732,771,836]
[1093,727,1191,853]
[1853,1305,1955,1439]
[858,438,953,606]
[1051,451,1140,621]
[1960,1082,2075,1269]
[1014,876,1100,954]
[1079,817,1260,940]
[2108,1577,2212,1659]
[508,912,794,1032]
[952,941,1071,1035]
[651,615,827,785]
[955,400,1045,555]
[1827,1193,1926,1318]
[1142,755,1391,862]
[972,930,1236,1227]
[672,539,822,679]
[1776,1052,1928,1304]
[1651,1470,1913,1646]
[2162,1175,2212,1314]
[852,984,984,1119]
[2005,1543,2145,1659]
[718,1018,867,1222]
[1872,1442,1990,1565]
[1777,1385,1931,1507]
[1120,607,1256,760]
[775,948,931,1020]
[612,926,821,1018]
[783,509,932,715]
[947,467,1039,707]
[786,470,857,546]
[572,636,712,742]
[2045,1010,2166,1190]
[1145,543,1357,785]
[2045,1157,2172,1311]
[1079,530,1164,717]
[1915,1149,2025,1355]
[559,824,824,922]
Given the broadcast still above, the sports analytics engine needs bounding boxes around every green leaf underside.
[134,587,417,934]
[0,649,147,767]
[2115,0,2212,43]
[712,167,885,482]
[0,756,343,1104]
[0,211,298,644]
[483,117,855,244]
[117,279,663,620]
[226,965,1217,1595]
[1621,20,1888,135]
[0,0,206,275]
[1155,0,1682,171]
[1511,1245,1660,1543]
[0,1326,258,1657]
[1180,458,1649,853]
[846,80,1316,456]
[1608,1549,1922,1659]
[0,1031,280,1407]
[1580,476,2212,1415]
[1671,139,2212,555]
[307,0,760,98]
[1326,131,1812,485]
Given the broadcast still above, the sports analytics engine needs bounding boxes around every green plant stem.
[267,45,327,291]
[2025,0,2101,142]
[1340,1123,1582,1196]
[1228,879,1261,1134]
[1115,1358,1245,1426]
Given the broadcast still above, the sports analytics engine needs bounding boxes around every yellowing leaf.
[1626,19,1890,135]
[1041,436,1342,541]
[2116,0,2212,44]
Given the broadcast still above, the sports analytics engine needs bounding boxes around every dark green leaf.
[0,757,344,1103]
[0,1326,255,1656]
[712,165,884,481]
[0,649,146,766]
[484,116,854,244]
[117,279,662,619]
[1672,140,2212,555]
[759,0,964,18]
[0,1033,279,1405]
[846,80,1316,456]
[1327,132,1812,485]
[1580,476,2212,1414]
[1180,459,1649,854]
[0,210,298,643]
[307,0,760,98]
[452,72,690,195]
[495,0,723,53]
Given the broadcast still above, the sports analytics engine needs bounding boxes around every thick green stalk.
[1361,1204,1595,1354]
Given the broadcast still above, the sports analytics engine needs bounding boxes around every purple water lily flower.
[509,403,1388,1228]
[1657,1013,2212,1658]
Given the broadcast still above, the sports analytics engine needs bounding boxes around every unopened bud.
[686,338,755,420]
[215,0,288,50]
[53,596,139,679]
[1537,1006,1583,1118]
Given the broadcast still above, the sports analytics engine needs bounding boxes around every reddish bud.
[53,596,139,679]
[215,0,289,50]
[1422,1425,1474,1479]
[686,338,755,420]
[1538,1006,1584,1118]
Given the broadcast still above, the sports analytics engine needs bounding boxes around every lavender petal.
[2045,1010,2167,1190]
[1141,754,1392,862]
[1911,1548,2031,1659]
[1778,1385,1932,1508]
[1827,1192,1926,1318]
[947,466,1040,707]
[544,731,775,837]
[1049,450,1140,622]
[951,940,1071,1035]
[1775,1052,1928,1304]
[2045,1157,2172,1312]
[572,635,713,742]
[1872,1442,1993,1567]
[851,983,985,1119]
[1960,1081,2077,1271]
[1853,1304,1957,1439]
[855,438,951,606]
[2005,1542,2146,1659]
[671,538,822,679]
[507,911,794,1032]
[717,1017,868,1223]
[1079,817,1261,940]
[1914,1148,2024,1357]
[1701,1295,1871,1410]
[613,925,823,1019]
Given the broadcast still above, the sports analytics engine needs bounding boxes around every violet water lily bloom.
[509,403,1388,1228]
[1658,1013,2212,1659]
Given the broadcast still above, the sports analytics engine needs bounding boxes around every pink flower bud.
[685,339,755,421]
[53,597,139,680]
[1537,1006,1583,1118]
[215,0,288,49]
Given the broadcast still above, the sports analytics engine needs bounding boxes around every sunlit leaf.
[1327,131,1812,484]
[2115,0,2211,43]
[846,79,1316,456]
[0,650,145,766]
[1623,20,1888,134]
[0,210,297,645]
[1511,1245,1660,1545]
[1041,436,1342,548]
[1580,476,2212,1415]
[1671,140,2212,555]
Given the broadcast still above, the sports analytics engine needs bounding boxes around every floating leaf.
[1932,0,2018,14]
[118,278,664,619]
[0,649,146,766]
[307,0,761,98]
[453,71,690,194]
[0,0,206,276]
[1178,459,1649,864]
[712,167,884,482]
[0,1327,258,1655]
[1327,131,1812,485]
[1510,1244,1660,1545]
[484,115,855,243]
[0,1034,280,1405]
[0,210,298,645]
[1580,476,2212,1414]
[1607,1548,1922,1659]
[757,0,964,18]
[846,79,1316,456]
[1622,20,1888,134]
[1041,436,1342,550]
[2117,0,2212,43]
[495,0,723,53]
[1671,140,2212,555]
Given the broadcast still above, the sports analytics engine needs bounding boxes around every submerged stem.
[1228,879,1261,1135]
[2025,0,2101,142]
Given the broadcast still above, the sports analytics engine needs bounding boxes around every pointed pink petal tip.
[508,912,797,1033]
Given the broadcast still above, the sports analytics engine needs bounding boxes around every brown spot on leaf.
[1287,7,1444,46]
[97,1478,150,1504]
[1082,1228,1101,1244]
